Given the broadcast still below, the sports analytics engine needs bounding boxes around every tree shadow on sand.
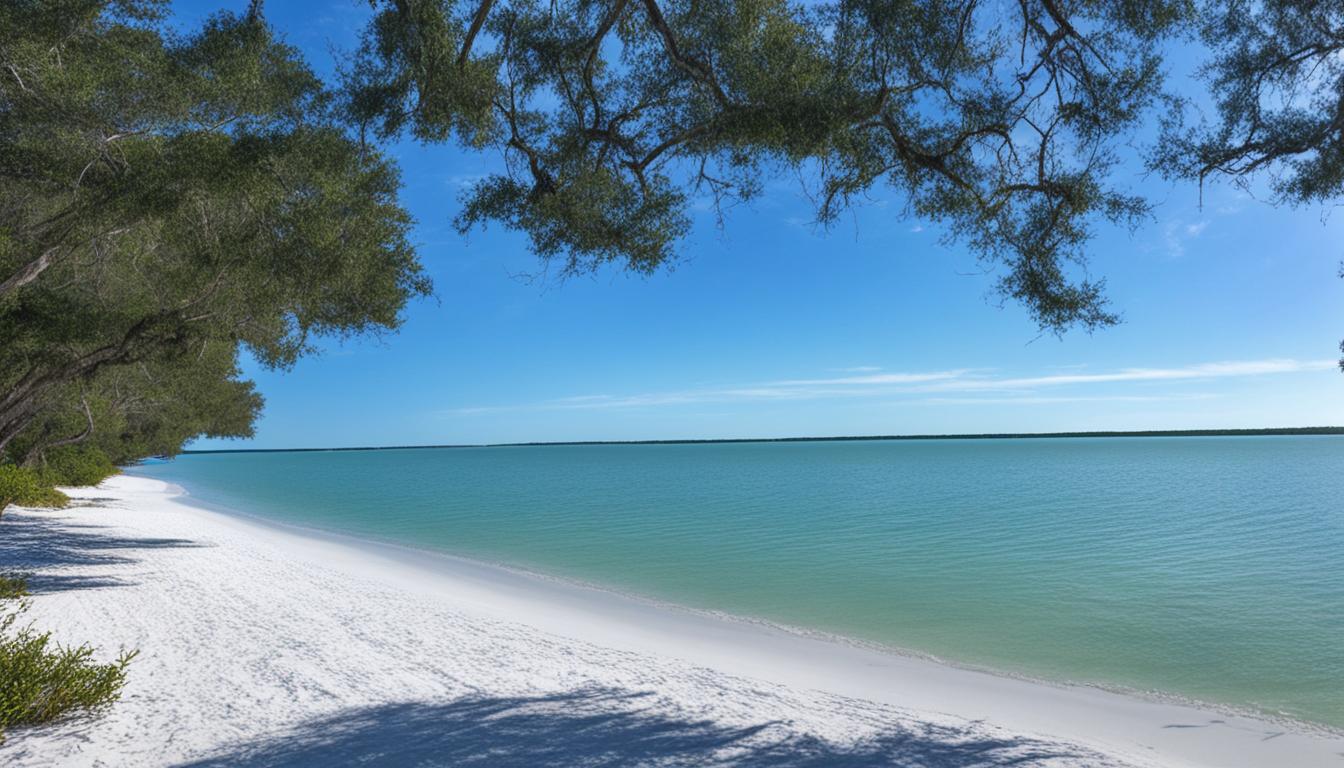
[0,511,206,592]
[177,687,1112,768]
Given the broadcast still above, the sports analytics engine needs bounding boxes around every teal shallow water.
[133,437,1344,728]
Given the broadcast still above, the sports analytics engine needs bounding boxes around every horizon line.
[176,426,1344,455]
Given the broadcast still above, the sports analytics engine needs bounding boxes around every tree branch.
[639,0,731,106]
[458,0,497,66]
[0,247,59,298]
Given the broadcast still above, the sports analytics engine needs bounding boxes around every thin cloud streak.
[920,359,1334,392]
[441,358,1333,416]
[911,394,1220,406]
[771,370,971,386]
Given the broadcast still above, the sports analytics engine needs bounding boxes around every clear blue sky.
[179,1,1343,448]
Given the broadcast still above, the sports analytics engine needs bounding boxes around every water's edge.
[124,468,1344,739]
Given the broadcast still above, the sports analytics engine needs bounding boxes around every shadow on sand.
[0,510,205,593]
[176,688,1101,768]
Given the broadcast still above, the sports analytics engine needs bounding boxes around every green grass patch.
[0,579,136,744]
[0,466,68,514]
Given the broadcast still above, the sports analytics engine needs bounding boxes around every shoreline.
[142,470,1341,739]
[179,428,1344,453]
[2,475,1341,766]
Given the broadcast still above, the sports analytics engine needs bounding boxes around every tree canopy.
[344,0,1343,351]
[0,0,430,470]
[1158,1,1344,205]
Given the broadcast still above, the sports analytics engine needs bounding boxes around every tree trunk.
[20,395,94,467]
[0,247,58,299]
[0,310,188,452]
[0,347,124,453]
[0,406,39,458]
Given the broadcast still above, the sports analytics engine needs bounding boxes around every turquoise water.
[133,437,1344,728]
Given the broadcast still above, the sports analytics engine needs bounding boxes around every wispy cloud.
[447,173,489,190]
[1163,218,1211,257]
[912,393,1220,406]
[770,370,971,387]
[787,358,1332,394]
[442,358,1333,416]
[929,359,1331,392]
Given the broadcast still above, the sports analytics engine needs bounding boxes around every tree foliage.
[345,0,1344,354]
[1159,1,1344,204]
[0,0,431,469]
[345,0,1195,334]
[1154,1,1344,371]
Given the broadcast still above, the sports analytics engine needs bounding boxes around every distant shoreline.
[181,426,1344,454]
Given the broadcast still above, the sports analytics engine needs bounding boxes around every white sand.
[0,475,1339,767]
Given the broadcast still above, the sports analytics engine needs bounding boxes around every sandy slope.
[0,475,1339,767]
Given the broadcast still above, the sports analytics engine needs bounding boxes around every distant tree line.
[3,0,1343,502]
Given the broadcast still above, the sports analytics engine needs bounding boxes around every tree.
[0,1,431,459]
[344,0,1341,353]
[9,345,263,469]
[344,0,1189,335]
[1154,0,1344,370]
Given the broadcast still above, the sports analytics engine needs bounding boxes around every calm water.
[133,437,1344,728]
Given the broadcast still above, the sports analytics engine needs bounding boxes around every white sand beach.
[0,474,1340,767]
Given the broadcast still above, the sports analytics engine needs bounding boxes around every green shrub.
[36,446,118,488]
[0,586,136,744]
[0,576,27,601]
[0,466,68,514]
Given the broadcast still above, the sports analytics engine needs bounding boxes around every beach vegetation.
[0,579,136,744]
[0,466,68,515]
[35,447,118,489]
[0,576,28,601]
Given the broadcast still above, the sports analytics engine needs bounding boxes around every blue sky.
[180,1,1343,448]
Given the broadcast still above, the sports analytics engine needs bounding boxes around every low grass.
[0,580,137,744]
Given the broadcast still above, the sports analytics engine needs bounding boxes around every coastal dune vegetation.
[0,576,137,745]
